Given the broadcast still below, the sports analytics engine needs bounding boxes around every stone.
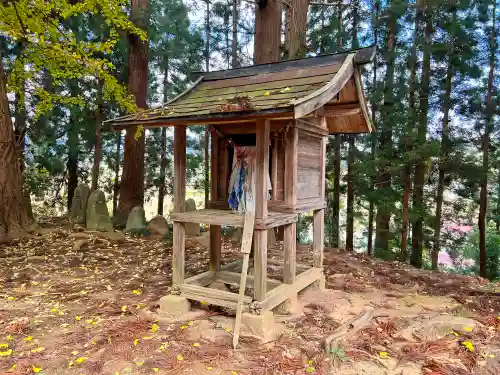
[241,311,277,343]
[70,184,90,225]
[86,190,113,232]
[125,206,147,234]
[72,239,89,251]
[159,295,191,317]
[147,215,169,236]
[184,198,200,236]
[95,231,126,243]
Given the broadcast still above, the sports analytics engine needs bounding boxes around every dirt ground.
[0,221,499,375]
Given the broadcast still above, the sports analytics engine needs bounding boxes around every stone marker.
[184,198,200,236]
[147,215,169,236]
[70,184,90,224]
[125,206,147,233]
[86,190,113,232]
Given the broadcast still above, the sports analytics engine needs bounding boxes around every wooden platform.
[170,209,297,230]
[177,258,323,314]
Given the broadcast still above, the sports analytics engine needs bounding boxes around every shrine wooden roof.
[107,46,375,134]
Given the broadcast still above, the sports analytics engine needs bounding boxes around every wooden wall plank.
[271,138,278,200]
[284,124,298,206]
[283,223,296,284]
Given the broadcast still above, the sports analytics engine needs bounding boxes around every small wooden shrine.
[109,47,374,317]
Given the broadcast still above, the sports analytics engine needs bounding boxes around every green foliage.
[457,227,500,280]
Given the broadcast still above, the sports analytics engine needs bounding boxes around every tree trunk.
[410,6,432,269]
[331,5,343,248]
[433,6,455,270]
[158,61,169,215]
[402,0,422,262]
[205,0,211,72]
[254,0,281,64]
[284,0,309,59]
[367,0,379,256]
[0,59,30,241]
[67,112,79,211]
[112,133,121,217]
[91,96,102,192]
[204,129,209,207]
[231,0,239,68]
[374,5,396,254]
[116,0,149,225]
[346,135,355,250]
[479,1,496,278]
[346,1,359,252]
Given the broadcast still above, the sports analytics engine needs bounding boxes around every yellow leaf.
[6,335,13,341]
[72,350,79,355]
[379,351,389,359]
[134,338,139,346]
[201,300,208,305]
[306,366,315,373]
[188,321,194,326]
[32,366,43,373]
[122,305,127,312]
[151,323,159,333]
[0,349,13,356]
[462,341,475,352]
[7,296,16,301]
[193,343,200,347]
[7,364,16,372]
[283,87,291,92]
[134,361,144,366]
[132,289,142,295]
[449,329,459,337]
[225,328,231,333]
[152,368,159,373]
[180,325,187,330]
[68,360,74,368]
[31,347,46,353]
[264,91,270,96]
[115,372,120,375]
[177,354,184,361]
[24,336,33,341]
[307,360,313,365]
[206,367,213,371]
[0,343,8,349]
[232,371,238,375]
[142,336,153,340]
[51,307,58,313]
[464,326,472,332]
[75,316,82,321]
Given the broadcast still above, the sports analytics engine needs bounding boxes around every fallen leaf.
[32,366,43,373]
[306,367,315,373]
[188,321,194,326]
[142,336,153,340]
[379,351,389,359]
[132,289,142,295]
[122,305,127,312]
[7,364,16,372]
[72,350,79,355]
[134,338,139,346]
[75,356,88,364]
[31,347,45,353]
[152,369,159,373]
[135,361,145,366]
[7,296,16,301]
[6,335,13,341]
[231,371,238,375]
[225,328,231,333]
[264,91,270,96]
[180,325,187,329]
[0,348,13,356]
[206,367,213,371]
[464,326,472,332]
[177,354,184,361]
[151,323,159,333]
[24,336,33,341]
[193,343,200,347]
[0,343,8,349]
[75,316,82,321]
[462,341,475,352]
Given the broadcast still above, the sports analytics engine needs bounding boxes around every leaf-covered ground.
[0,220,499,375]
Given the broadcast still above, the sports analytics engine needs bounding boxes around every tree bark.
[231,0,239,68]
[433,5,455,270]
[331,5,343,248]
[112,133,121,217]
[284,0,309,59]
[254,0,281,64]
[116,0,149,225]
[158,61,169,215]
[67,110,79,211]
[91,94,102,192]
[374,4,396,254]
[402,0,422,262]
[478,0,496,278]
[0,58,30,241]
[205,0,211,72]
[367,0,379,256]
[346,0,359,251]
[410,5,432,269]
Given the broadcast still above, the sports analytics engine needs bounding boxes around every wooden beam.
[216,271,282,290]
[293,54,355,119]
[259,267,323,313]
[185,270,215,286]
[255,120,270,219]
[283,223,296,284]
[173,126,187,285]
[271,138,278,200]
[267,258,311,270]
[313,209,325,268]
[171,209,245,227]
[324,106,361,117]
[179,284,253,304]
[210,226,222,272]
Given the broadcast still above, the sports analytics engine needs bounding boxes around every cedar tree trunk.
[284,0,309,59]
[254,0,281,64]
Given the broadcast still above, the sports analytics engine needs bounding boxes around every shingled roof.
[107,46,375,133]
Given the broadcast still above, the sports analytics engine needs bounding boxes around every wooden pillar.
[271,138,278,200]
[313,135,326,268]
[283,123,298,283]
[210,129,221,272]
[173,125,187,285]
[254,119,270,301]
